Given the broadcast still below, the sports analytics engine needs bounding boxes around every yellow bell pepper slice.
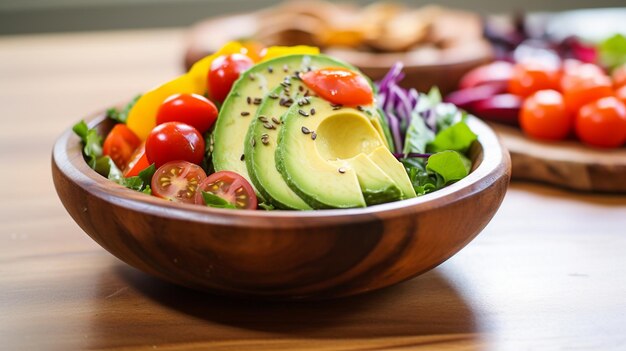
[260,45,320,62]
[126,42,245,140]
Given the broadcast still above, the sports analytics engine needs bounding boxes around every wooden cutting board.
[490,123,626,193]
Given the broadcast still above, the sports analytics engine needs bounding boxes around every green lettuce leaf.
[106,94,141,124]
[201,192,237,209]
[427,121,477,154]
[426,151,471,184]
[599,34,626,71]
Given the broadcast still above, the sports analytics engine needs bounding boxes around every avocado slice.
[212,54,360,191]
[368,147,417,199]
[245,86,311,210]
[276,96,410,209]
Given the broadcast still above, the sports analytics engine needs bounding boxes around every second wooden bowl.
[52,112,510,300]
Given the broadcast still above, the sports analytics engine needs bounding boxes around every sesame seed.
[258,116,268,123]
[338,167,346,174]
[298,86,304,92]
[301,126,310,134]
[262,138,269,145]
[311,132,317,140]
[269,93,278,99]
[246,97,251,104]
[263,122,274,129]
[310,108,316,115]
[272,117,281,124]
[298,109,309,117]
[240,154,245,161]
[251,138,256,147]
[241,111,250,116]
[268,66,273,73]
[253,98,262,105]
[357,105,365,112]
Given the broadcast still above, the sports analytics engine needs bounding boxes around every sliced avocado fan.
[276,96,416,209]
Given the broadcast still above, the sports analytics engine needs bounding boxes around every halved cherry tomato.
[156,93,218,134]
[302,67,373,106]
[194,171,257,210]
[123,143,150,177]
[508,61,561,97]
[612,63,626,89]
[145,122,205,168]
[208,54,254,103]
[103,124,141,169]
[575,97,626,148]
[520,90,571,141]
[561,70,613,114]
[151,161,207,203]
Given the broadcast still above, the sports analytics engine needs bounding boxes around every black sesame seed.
[304,90,310,97]
[310,108,316,115]
[241,111,250,116]
[311,132,317,140]
[253,98,262,105]
[272,117,281,124]
[357,105,365,112]
[240,154,245,161]
[258,116,268,123]
[301,126,310,134]
[298,109,309,117]
[268,66,273,73]
[269,93,279,99]
[263,122,274,129]
[246,96,251,104]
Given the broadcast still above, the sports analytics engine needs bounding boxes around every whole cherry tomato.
[156,93,218,134]
[301,67,373,106]
[103,124,141,169]
[520,90,571,141]
[508,61,561,97]
[561,69,613,114]
[208,54,254,103]
[151,161,207,203]
[145,122,205,167]
[194,171,257,209]
[575,97,626,148]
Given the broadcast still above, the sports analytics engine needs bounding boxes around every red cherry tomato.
[575,97,626,148]
[208,54,254,103]
[151,161,207,203]
[520,90,572,141]
[459,61,514,89]
[123,143,150,177]
[612,63,626,89]
[301,67,373,106]
[145,122,205,168]
[616,85,626,106]
[508,61,561,97]
[156,93,218,134]
[194,171,257,210]
[561,70,613,114]
[103,124,141,169]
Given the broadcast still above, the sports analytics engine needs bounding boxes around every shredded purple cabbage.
[376,62,437,156]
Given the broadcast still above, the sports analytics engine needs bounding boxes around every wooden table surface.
[2,29,626,351]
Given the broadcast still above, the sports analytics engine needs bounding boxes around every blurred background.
[1,0,625,35]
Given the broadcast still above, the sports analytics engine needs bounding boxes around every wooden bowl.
[183,13,493,94]
[52,111,510,300]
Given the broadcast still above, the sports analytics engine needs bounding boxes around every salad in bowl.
[73,42,479,211]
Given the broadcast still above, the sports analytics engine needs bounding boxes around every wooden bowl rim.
[52,110,510,228]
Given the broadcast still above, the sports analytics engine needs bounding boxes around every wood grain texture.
[183,12,492,94]
[51,112,509,299]
[491,123,626,193]
[2,29,626,351]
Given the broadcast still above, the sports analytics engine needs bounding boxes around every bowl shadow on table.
[114,263,482,341]
[510,181,626,206]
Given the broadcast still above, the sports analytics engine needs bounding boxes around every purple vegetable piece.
[472,94,522,126]
[444,81,509,110]
[392,152,431,159]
